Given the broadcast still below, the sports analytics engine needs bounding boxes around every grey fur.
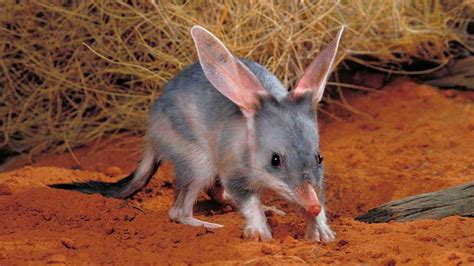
[50,25,343,242]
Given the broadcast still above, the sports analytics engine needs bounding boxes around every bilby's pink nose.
[296,183,321,217]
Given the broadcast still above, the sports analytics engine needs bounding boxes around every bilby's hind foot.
[168,157,221,228]
[169,203,224,229]
[243,223,272,241]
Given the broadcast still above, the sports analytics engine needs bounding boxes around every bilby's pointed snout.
[296,182,321,217]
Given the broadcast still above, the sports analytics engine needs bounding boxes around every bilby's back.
[49,25,344,243]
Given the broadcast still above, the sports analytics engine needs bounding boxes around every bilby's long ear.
[191,25,268,117]
[292,26,344,105]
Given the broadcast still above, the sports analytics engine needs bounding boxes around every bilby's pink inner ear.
[190,26,268,117]
[293,26,344,105]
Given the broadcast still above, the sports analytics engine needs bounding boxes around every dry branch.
[0,1,472,155]
[356,181,474,223]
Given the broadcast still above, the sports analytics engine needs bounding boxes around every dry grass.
[0,0,472,156]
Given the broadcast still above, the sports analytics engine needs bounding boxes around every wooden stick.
[356,181,474,223]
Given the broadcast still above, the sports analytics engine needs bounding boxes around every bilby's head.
[191,25,344,217]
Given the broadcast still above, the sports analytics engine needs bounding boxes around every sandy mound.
[1,79,473,264]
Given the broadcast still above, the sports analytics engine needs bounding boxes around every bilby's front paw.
[305,226,336,242]
[304,207,336,242]
[243,224,272,241]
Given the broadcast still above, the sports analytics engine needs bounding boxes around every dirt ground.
[1,79,473,265]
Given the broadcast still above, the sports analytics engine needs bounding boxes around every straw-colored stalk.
[0,1,471,156]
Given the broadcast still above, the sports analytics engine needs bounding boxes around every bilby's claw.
[175,217,224,228]
[243,224,272,241]
[305,226,336,242]
[262,205,286,216]
[304,207,336,243]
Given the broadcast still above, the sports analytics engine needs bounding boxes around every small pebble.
[104,226,115,235]
[261,243,277,255]
[60,238,76,249]
[103,166,122,177]
[337,239,349,247]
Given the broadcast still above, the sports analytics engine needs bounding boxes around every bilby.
[50,25,344,242]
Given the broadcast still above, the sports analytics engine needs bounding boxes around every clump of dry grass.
[0,1,472,156]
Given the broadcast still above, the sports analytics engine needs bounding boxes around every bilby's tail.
[49,149,161,199]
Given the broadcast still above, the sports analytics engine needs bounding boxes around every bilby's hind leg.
[168,160,223,228]
[208,180,286,217]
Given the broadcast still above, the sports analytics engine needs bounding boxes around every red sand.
[1,79,473,265]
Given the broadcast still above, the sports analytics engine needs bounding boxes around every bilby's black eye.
[271,153,281,167]
[315,153,323,164]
